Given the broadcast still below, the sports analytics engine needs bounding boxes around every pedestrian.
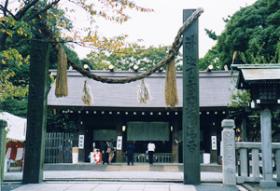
[126,142,135,165]
[107,140,115,164]
[101,141,109,164]
[94,149,102,165]
[147,142,155,164]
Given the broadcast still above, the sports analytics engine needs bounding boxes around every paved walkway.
[8,182,245,191]
[4,171,222,182]
[2,170,248,191]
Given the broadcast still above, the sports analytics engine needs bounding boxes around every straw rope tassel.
[232,51,238,65]
[165,59,178,107]
[137,79,150,104]
[82,80,93,106]
[55,45,68,97]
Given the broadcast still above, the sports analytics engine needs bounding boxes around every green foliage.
[0,4,73,115]
[200,0,280,69]
[84,44,179,71]
[0,17,32,40]
[47,109,77,131]
[0,97,28,117]
[0,119,7,128]
[229,90,251,108]
[205,29,218,40]
[199,47,223,70]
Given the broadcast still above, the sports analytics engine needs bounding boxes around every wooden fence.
[134,153,172,163]
[45,132,78,163]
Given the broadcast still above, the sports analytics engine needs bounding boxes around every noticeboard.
[116,136,122,150]
[78,135,84,149]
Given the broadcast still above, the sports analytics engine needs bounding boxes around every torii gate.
[22,9,201,185]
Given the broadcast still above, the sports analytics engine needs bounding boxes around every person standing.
[126,142,135,165]
[147,142,155,165]
[107,140,115,164]
[101,141,109,164]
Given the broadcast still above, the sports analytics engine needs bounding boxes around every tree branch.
[3,0,9,16]
[26,0,61,21]
[0,0,16,19]
[14,0,40,20]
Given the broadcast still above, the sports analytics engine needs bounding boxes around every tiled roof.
[241,68,280,81]
[47,70,237,108]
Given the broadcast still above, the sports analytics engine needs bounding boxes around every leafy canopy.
[200,0,280,70]
[0,0,152,115]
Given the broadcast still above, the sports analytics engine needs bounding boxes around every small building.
[0,112,26,170]
[46,70,237,163]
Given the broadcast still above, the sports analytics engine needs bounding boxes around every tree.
[84,44,174,71]
[0,0,151,115]
[200,0,280,69]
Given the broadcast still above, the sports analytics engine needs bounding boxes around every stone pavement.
[2,170,249,191]
[6,182,246,191]
[4,171,223,182]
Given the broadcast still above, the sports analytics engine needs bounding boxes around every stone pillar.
[0,120,7,191]
[221,119,236,186]
[182,9,200,185]
[260,109,277,188]
[275,149,280,182]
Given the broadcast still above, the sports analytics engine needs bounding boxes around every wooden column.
[84,118,92,162]
[210,132,218,163]
[115,123,123,162]
[240,116,247,141]
[182,9,200,184]
[78,119,85,162]
[210,117,218,163]
[171,121,179,163]
[23,34,50,183]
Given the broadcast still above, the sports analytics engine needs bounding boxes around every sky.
[72,0,257,59]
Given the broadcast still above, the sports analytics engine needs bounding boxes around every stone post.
[182,9,200,185]
[0,120,7,191]
[221,119,236,186]
[260,109,277,188]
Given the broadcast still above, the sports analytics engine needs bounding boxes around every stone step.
[44,163,222,172]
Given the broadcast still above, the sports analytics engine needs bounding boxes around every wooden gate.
[45,132,78,163]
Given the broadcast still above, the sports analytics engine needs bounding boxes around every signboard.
[78,135,84,149]
[211,136,217,150]
[116,136,122,150]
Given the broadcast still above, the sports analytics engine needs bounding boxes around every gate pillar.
[182,9,200,184]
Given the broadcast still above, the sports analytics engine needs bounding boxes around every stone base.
[260,179,277,188]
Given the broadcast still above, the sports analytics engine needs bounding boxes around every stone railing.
[221,119,280,188]
[235,142,280,183]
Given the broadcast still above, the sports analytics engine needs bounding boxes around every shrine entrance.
[22,9,203,184]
